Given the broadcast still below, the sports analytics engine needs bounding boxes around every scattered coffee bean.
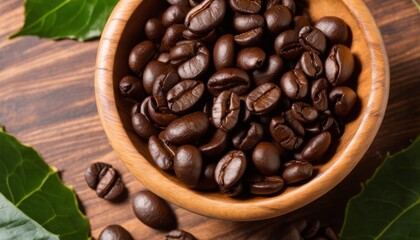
[99,225,132,240]
[85,162,125,200]
[165,229,197,240]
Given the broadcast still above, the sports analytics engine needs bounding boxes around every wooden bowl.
[95,0,389,221]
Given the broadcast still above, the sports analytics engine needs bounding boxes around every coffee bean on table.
[174,145,203,187]
[299,51,323,79]
[85,162,125,200]
[252,55,284,86]
[301,132,331,162]
[232,122,264,151]
[208,68,250,96]
[119,75,145,101]
[246,82,281,115]
[145,18,166,43]
[99,225,132,240]
[233,14,265,32]
[325,44,354,86]
[215,150,247,188]
[329,86,357,117]
[274,30,304,59]
[298,26,327,55]
[185,0,226,34]
[165,229,197,240]
[167,80,205,113]
[252,142,281,176]
[132,190,177,230]
[236,47,266,71]
[282,160,313,184]
[280,69,308,100]
[213,34,236,71]
[128,40,158,75]
[229,0,262,14]
[212,90,241,132]
[264,4,292,34]
[315,16,349,45]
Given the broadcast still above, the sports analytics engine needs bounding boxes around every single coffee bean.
[274,29,303,59]
[163,111,209,145]
[208,68,250,96]
[234,27,264,47]
[174,145,203,187]
[148,98,179,127]
[162,4,191,27]
[185,0,226,34]
[176,42,210,79]
[98,225,132,240]
[291,102,319,123]
[220,180,244,197]
[167,80,205,114]
[143,60,176,95]
[229,0,262,14]
[270,116,303,150]
[199,129,228,157]
[311,78,329,111]
[148,135,177,171]
[232,122,264,151]
[152,72,181,109]
[280,69,308,100]
[132,113,159,140]
[299,51,323,78]
[215,150,247,188]
[161,24,188,52]
[132,190,177,230]
[119,75,145,101]
[246,83,281,115]
[301,132,331,161]
[249,175,284,195]
[299,26,327,55]
[128,41,158,75]
[213,34,235,71]
[252,55,284,86]
[95,166,124,200]
[282,160,313,184]
[145,18,166,43]
[325,44,354,86]
[283,110,305,136]
[281,0,295,14]
[236,47,266,71]
[329,86,357,117]
[233,14,265,32]
[302,220,321,239]
[195,163,219,190]
[293,15,311,33]
[252,142,281,176]
[165,229,197,240]
[212,90,241,132]
[264,4,292,34]
[315,16,349,45]
[85,162,112,189]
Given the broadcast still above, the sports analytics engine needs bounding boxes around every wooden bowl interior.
[96,0,388,220]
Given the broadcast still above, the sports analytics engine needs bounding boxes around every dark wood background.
[0,0,419,239]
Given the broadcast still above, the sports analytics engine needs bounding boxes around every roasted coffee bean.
[148,135,177,171]
[167,80,205,113]
[252,55,284,86]
[119,75,145,101]
[281,0,295,14]
[85,162,112,189]
[302,220,321,239]
[174,145,203,187]
[199,129,228,157]
[128,41,158,75]
[252,142,281,176]
[299,51,323,78]
[157,52,171,64]
[208,68,250,96]
[99,225,132,240]
[176,42,210,79]
[145,18,166,43]
[238,98,253,122]
[329,86,357,117]
[325,44,354,86]
[161,24,188,52]
[233,14,264,32]
[264,4,292,34]
[132,113,159,140]
[183,29,217,42]
[85,162,124,200]
[282,160,313,184]
[301,132,331,161]
[249,175,284,195]
[213,34,235,71]
[215,150,247,188]
[162,4,191,27]
[274,30,303,59]
[148,98,179,127]
[202,100,213,119]
[299,26,327,54]
[265,0,280,10]
[143,60,176,95]
[229,0,262,14]
[196,163,219,190]
[315,16,349,45]
[293,15,311,33]
[220,181,244,196]
[280,69,308,100]
[284,110,305,136]
[236,47,266,71]
[165,229,197,240]
[311,78,329,111]
[270,116,303,150]
[132,190,177,230]
[212,90,241,132]
[185,0,226,34]
[234,27,264,47]
[162,111,209,145]
[232,122,264,151]
[291,102,319,123]
[246,83,281,115]
[152,72,181,109]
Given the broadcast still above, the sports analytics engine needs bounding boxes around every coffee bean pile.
[120,0,358,197]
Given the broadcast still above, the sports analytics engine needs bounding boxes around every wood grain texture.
[0,0,419,239]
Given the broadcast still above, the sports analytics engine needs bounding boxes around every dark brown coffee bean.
[162,112,209,145]
[165,229,197,240]
[145,18,166,43]
[132,113,159,140]
[148,135,177,171]
[174,145,203,187]
[329,86,357,117]
[325,44,354,86]
[185,0,226,34]
[293,15,311,33]
[233,14,265,32]
[148,98,179,127]
[95,167,124,200]
[196,163,219,190]
[157,52,171,64]
[167,80,205,113]
[299,51,323,78]
[284,110,305,136]
[232,122,264,151]
[291,102,319,123]
[162,4,191,27]
[212,91,241,132]
[152,72,181,109]
[99,225,132,240]
[280,69,308,100]
[252,55,284,86]
[299,26,327,54]
[176,42,210,79]
[183,29,217,43]
[315,16,349,45]
[311,78,329,111]
[302,220,320,239]
[161,24,187,52]
[264,4,292,34]
[220,181,244,197]
[215,150,247,188]
[229,0,262,14]
[143,61,176,95]
[119,75,145,101]
[249,175,284,195]
[274,29,303,59]
[208,68,250,96]
[132,190,177,230]
[85,162,112,189]
[301,132,331,161]
[213,34,235,71]
[128,41,158,75]
[282,160,313,184]
[234,27,264,47]
[236,47,266,71]
[246,82,281,115]
[252,142,281,176]
[270,116,303,150]
[281,0,295,14]
[199,129,228,157]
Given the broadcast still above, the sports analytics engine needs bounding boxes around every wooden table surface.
[1,0,419,239]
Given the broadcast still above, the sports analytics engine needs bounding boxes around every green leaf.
[10,0,118,41]
[340,136,420,240]
[0,131,90,240]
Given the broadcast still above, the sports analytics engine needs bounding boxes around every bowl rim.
[95,0,390,221]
